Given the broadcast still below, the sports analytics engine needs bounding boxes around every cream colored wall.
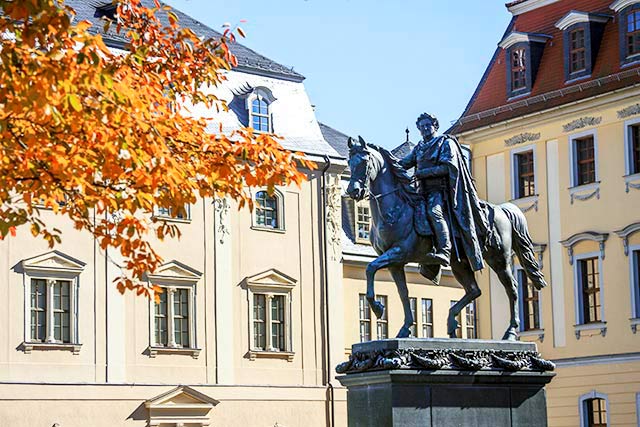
[458,86,640,426]
[342,264,467,355]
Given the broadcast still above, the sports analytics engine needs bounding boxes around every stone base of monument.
[336,339,555,427]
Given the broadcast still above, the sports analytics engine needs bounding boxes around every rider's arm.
[398,150,416,169]
[415,165,448,179]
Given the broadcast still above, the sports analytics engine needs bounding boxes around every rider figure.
[400,113,490,271]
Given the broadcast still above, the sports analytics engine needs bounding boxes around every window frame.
[511,144,538,200]
[465,300,478,339]
[579,391,609,427]
[246,270,295,361]
[355,200,372,244]
[630,245,640,319]
[359,294,372,343]
[506,43,532,98]
[20,252,84,354]
[562,22,595,82]
[421,298,434,338]
[573,251,606,327]
[251,188,285,232]
[624,117,640,177]
[450,300,462,338]
[146,261,201,358]
[246,88,275,134]
[409,297,417,337]
[153,204,192,223]
[516,266,543,333]
[376,295,389,340]
[569,129,599,188]
[617,3,640,66]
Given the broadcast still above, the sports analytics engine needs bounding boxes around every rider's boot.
[425,216,452,267]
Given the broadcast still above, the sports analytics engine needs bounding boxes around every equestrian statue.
[345,112,547,341]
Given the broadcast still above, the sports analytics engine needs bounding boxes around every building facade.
[450,0,640,425]
[0,1,350,426]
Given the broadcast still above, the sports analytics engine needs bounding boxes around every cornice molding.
[508,0,560,16]
[498,31,552,49]
[555,11,612,30]
[610,0,640,13]
[560,231,609,264]
[562,116,602,132]
[614,221,640,255]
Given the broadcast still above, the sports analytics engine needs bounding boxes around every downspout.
[320,154,335,427]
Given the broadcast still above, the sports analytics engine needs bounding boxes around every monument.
[337,114,554,426]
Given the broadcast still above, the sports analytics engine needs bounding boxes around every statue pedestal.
[336,339,555,427]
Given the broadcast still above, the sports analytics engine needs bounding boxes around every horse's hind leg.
[389,266,412,338]
[448,257,482,338]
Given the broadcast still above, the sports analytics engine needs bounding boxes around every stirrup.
[425,252,450,267]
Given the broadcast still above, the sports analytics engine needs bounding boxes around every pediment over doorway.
[145,385,218,426]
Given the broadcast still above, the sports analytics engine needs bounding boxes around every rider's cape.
[432,135,491,271]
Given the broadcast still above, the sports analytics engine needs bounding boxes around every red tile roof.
[451,0,640,134]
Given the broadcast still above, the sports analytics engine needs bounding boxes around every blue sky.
[165,1,512,149]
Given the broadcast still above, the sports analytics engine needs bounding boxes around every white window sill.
[507,91,532,102]
[248,350,294,362]
[621,56,640,68]
[624,173,640,193]
[565,73,591,85]
[519,328,544,342]
[510,195,539,213]
[574,321,607,339]
[569,181,600,204]
[152,216,192,224]
[630,318,640,334]
[147,346,201,359]
[20,342,82,355]
[250,226,286,234]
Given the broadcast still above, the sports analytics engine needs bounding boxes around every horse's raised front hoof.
[396,326,411,338]
[370,300,385,319]
[447,317,459,338]
[502,329,518,341]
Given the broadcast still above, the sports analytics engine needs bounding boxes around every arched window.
[579,391,609,427]
[251,96,270,132]
[254,190,283,230]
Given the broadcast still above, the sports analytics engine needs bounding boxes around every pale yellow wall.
[457,86,640,427]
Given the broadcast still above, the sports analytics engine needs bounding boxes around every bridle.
[353,148,401,212]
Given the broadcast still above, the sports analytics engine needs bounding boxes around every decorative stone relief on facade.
[617,103,640,119]
[325,175,342,260]
[562,116,602,133]
[335,348,555,374]
[214,198,230,244]
[504,132,541,147]
[571,187,600,204]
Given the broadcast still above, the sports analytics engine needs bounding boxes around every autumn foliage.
[0,0,309,298]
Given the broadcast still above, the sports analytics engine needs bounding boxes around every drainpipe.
[320,154,335,427]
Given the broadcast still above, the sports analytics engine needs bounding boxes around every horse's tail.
[500,203,547,290]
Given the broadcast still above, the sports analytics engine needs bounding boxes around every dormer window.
[511,48,527,91]
[570,29,587,73]
[251,96,270,133]
[610,0,640,64]
[556,11,610,82]
[499,31,551,98]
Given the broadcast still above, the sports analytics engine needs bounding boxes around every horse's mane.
[366,143,421,202]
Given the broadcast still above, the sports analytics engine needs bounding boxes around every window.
[421,298,434,338]
[355,202,371,244]
[579,257,601,324]
[245,269,295,360]
[571,133,597,187]
[517,269,541,331]
[376,295,388,339]
[253,189,284,231]
[152,286,194,349]
[29,279,71,343]
[511,48,527,91]
[359,294,371,342]
[627,10,640,58]
[251,95,270,133]
[409,297,417,337]
[451,300,462,338]
[147,260,201,358]
[632,249,640,318]
[583,398,608,427]
[513,149,536,199]
[627,122,640,175]
[252,293,286,351]
[20,251,84,354]
[155,205,191,221]
[465,301,478,339]
[570,28,587,73]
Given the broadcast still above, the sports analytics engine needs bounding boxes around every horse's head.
[346,136,374,201]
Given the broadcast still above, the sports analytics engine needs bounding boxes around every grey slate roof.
[318,122,351,160]
[391,140,415,160]
[66,0,304,81]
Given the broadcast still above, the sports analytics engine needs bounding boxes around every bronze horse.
[346,136,546,340]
